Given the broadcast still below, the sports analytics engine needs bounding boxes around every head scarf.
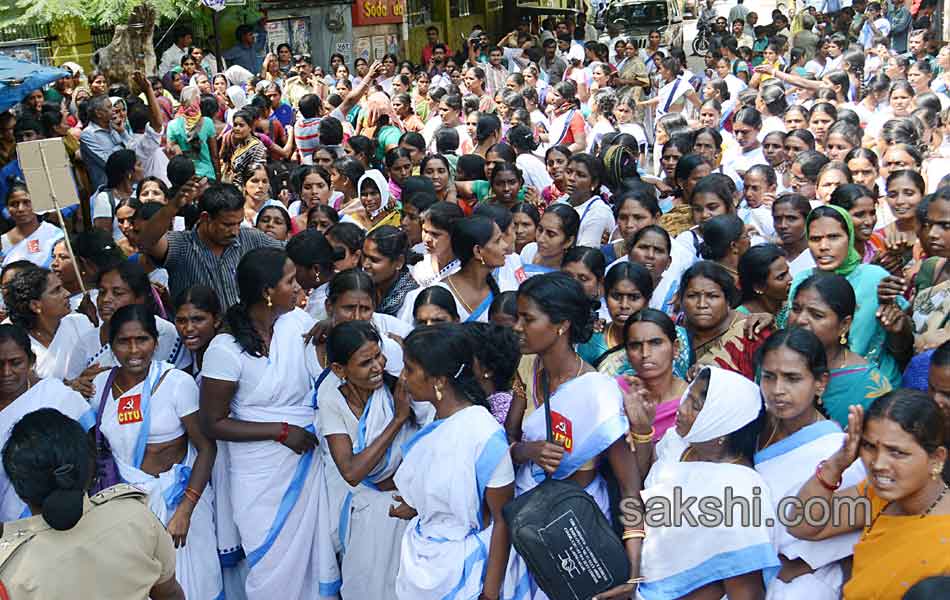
[227,86,248,113]
[357,169,392,220]
[176,85,203,145]
[682,366,762,444]
[161,71,181,100]
[225,65,254,88]
[805,204,862,277]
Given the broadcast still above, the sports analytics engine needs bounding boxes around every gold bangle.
[622,529,646,540]
[630,427,655,444]
[626,576,645,584]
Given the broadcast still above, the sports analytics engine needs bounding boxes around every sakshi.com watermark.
[619,487,871,529]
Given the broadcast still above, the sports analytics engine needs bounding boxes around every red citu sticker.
[549,410,574,452]
[26,239,39,254]
[117,394,143,425]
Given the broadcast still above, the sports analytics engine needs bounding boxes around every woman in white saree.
[755,328,865,599]
[394,323,515,600]
[0,324,94,522]
[4,267,92,381]
[624,365,781,599]
[201,248,336,600]
[174,285,249,600]
[637,57,701,120]
[1,182,64,268]
[506,272,645,600]
[93,305,222,600]
[320,319,416,599]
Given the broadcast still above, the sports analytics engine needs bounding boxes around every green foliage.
[0,0,198,27]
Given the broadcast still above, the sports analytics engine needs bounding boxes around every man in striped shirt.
[294,94,322,164]
[136,179,282,308]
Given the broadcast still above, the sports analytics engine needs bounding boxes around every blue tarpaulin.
[0,55,69,113]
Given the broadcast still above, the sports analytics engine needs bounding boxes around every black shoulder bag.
[502,371,630,600]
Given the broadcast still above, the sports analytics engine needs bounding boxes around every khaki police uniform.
[0,484,177,599]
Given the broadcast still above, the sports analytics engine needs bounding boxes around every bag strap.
[95,368,118,445]
[540,368,554,481]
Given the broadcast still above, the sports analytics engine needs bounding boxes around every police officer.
[0,408,185,599]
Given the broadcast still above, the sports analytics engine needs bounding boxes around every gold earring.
[557,328,564,336]
[266,295,273,308]
[434,385,443,402]
[816,394,823,406]
[932,466,941,480]
[479,256,486,266]
[839,332,848,346]
[483,373,491,379]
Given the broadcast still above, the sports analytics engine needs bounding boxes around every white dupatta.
[640,367,780,599]
[31,313,93,380]
[210,309,337,600]
[516,372,627,493]
[655,76,689,118]
[96,360,224,600]
[0,379,94,521]
[754,419,865,599]
[0,222,64,268]
[96,361,188,521]
[394,405,511,600]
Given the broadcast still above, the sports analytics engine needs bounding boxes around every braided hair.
[224,247,289,357]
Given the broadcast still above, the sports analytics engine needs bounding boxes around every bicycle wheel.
[692,34,709,57]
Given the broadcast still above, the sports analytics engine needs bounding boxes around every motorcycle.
[691,18,712,57]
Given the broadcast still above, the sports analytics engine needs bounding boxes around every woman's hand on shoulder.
[742,312,774,337]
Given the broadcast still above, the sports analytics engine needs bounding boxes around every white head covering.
[255,199,292,226]
[61,61,83,77]
[224,65,254,87]
[226,86,247,111]
[682,366,762,444]
[356,169,391,220]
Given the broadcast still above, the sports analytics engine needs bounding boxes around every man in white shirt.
[857,2,891,48]
[732,19,755,49]
[158,28,192,76]
[126,73,170,185]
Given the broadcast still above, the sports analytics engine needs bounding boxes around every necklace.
[760,410,821,450]
[444,276,475,314]
[112,380,130,398]
[867,483,950,533]
[532,355,584,408]
[828,346,850,370]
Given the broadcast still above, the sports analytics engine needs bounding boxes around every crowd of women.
[1,4,950,600]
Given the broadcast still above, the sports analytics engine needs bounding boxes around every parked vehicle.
[599,0,684,51]
[692,17,712,56]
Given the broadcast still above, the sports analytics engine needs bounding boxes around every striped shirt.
[295,117,322,163]
[163,227,282,309]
